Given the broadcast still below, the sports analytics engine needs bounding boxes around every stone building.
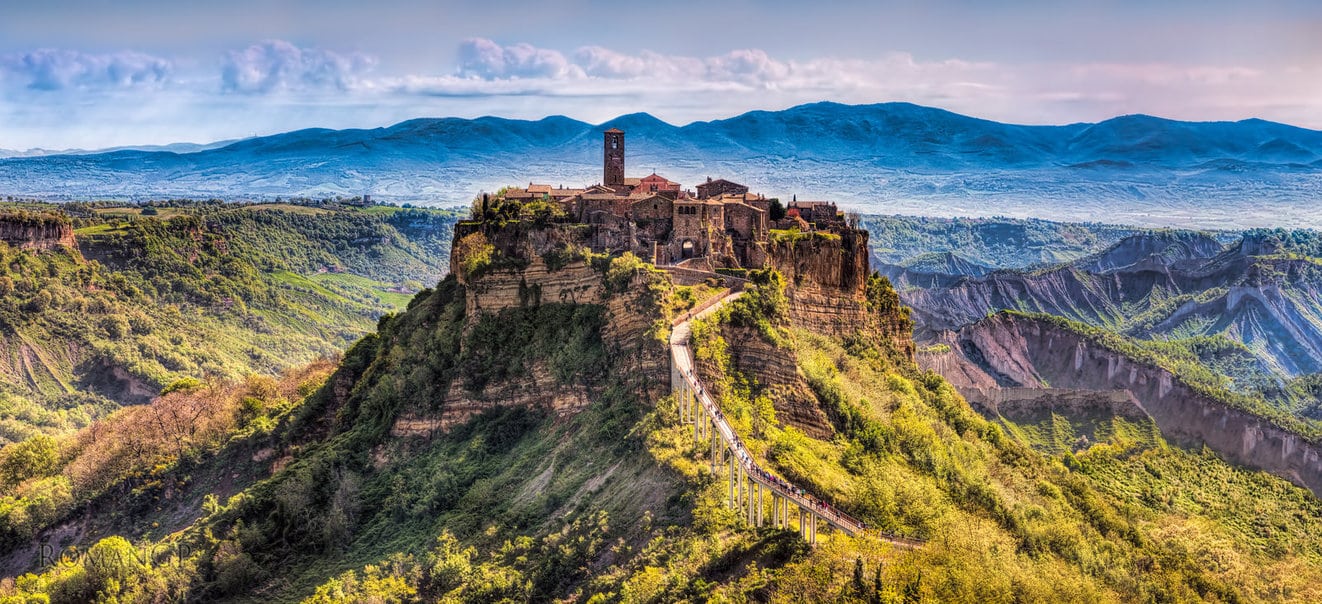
[696,177,749,200]
[495,129,845,270]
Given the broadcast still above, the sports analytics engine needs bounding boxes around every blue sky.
[2,0,1320,149]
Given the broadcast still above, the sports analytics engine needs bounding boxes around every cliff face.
[0,212,75,251]
[925,313,1322,496]
[399,223,669,436]
[716,324,835,439]
[767,228,914,356]
[429,220,916,439]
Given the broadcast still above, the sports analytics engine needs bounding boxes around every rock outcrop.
[395,221,669,436]
[925,312,1322,496]
[427,217,917,440]
[719,325,834,439]
[767,228,914,357]
[0,211,75,251]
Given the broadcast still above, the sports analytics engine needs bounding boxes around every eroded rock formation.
[0,212,75,251]
[926,312,1322,496]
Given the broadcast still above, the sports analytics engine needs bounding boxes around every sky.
[1,0,1320,150]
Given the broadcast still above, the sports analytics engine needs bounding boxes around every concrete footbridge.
[668,289,924,548]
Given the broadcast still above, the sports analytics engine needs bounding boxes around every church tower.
[603,128,625,188]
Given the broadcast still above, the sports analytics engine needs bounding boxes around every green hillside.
[3,265,1319,602]
[0,202,458,447]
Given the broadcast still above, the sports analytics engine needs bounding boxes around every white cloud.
[0,48,171,91]
[456,38,582,80]
[221,40,376,93]
[4,37,1322,150]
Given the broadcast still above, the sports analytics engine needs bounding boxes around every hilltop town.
[484,128,850,270]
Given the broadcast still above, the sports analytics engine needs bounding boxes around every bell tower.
[603,128,625,188]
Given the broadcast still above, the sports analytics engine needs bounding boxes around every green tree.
[83,536,142,601]
[0,434,60,484]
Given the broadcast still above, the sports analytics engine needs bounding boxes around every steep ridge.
[925,312,1322,496]
[897,229,1322,376]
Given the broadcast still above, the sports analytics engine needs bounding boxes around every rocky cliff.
[767,228,914,356]
[430,219,916,440]
[0,211,75,251]
[396,222,669,436]
[924,312,1322,496]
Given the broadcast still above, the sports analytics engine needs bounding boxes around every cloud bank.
[0,49,172,91]
[2,37,1320,150]
[221,40,376,93]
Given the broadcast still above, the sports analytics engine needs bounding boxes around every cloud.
[456,38,582,80]
[221,40,376,93]
[5,37,1322,151]
[451,39,990,96]
[0,49,171,91]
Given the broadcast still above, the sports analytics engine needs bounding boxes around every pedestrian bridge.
[668,288,923,548]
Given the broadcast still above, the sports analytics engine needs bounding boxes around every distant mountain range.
[4,102,1322,228]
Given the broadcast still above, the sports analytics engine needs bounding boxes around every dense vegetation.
[673,278,1322,601]
[0,202,457,448]
[1,210,1319,603]
[3,261,1317,602]
[0,264,673,602]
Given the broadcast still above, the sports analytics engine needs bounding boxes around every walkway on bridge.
[668,290,924,548]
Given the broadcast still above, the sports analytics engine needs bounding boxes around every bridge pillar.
[756,483,764,527]
[681,379,689,424]
[746,474,754,523]
[742,469,749,513]
[810,512,817,545]
[727,454,735,507]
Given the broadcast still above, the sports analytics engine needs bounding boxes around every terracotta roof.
[623,177,642,186]
[604,128,624,134]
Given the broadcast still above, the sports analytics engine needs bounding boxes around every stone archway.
[681,239,696,259]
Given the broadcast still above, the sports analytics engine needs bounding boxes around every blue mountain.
[3,102,1321,228]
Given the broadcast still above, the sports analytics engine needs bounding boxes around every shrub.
[0,434,61,485]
